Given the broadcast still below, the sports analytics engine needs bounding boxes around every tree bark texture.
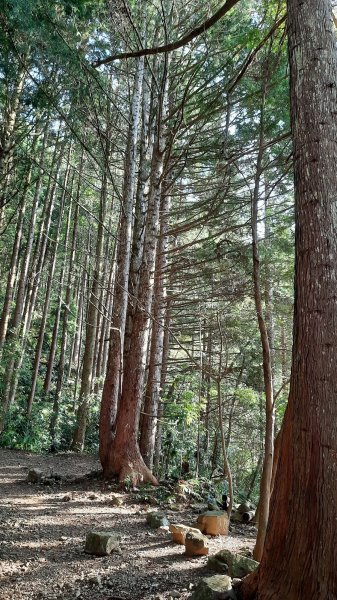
[99,57,144,468]
[102,61,168,483]
[241,1,337,597]
[139,187,171,469]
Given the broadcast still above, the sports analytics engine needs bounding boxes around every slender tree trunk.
[27,154,70,416]
[241,1,337,598]
[0,64,26,184]
[6,124,49,338]
[251,88,275,562]
[44,176,74,394]
[49,193,79,443]
[0,134,62,429]
[71,134,110,450]
[0,161,32,350]
[153,278,172,475]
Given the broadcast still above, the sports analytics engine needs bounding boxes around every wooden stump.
[196,510,229,536]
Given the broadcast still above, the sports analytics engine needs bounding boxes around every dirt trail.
[0,449,255,600]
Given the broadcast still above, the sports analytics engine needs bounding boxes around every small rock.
[207,549,258,578]
[185,531,209,557]
[237,502,251,514]
[148,495,160,506]
[146,511,170,528]
[207,555,229,574]
[27,469,43,484]
[190,575,236,599]
[107,493,123,507]
[169,523,201,545]
[62,493,72,502]
[170,592,180,598]
[84,531,121,556]
[168,504,180,512]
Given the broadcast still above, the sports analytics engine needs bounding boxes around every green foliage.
[0,400,51,452]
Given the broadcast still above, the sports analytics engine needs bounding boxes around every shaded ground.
[0,449,256,600]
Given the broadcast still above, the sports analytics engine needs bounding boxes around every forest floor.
[0,449,256,600]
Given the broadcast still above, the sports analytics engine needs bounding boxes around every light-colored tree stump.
[197,510,229,536]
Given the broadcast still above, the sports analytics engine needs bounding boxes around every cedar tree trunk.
[241,1,337,598]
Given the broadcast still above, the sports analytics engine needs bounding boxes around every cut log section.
[196,510,229,536]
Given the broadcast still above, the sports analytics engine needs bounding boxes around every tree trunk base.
[103,443,158,487]
[236,569,259,600]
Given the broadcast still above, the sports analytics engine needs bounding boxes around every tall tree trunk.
[153,264,174,475]
[123,75,151,362]
[6,124,49,340]
[44,176,74,395]
[0,159,32,350]
[49,193,79,443]
[139,182,171,469]
[0,64,26,184]
[251,88,275,562]
[241,1,337,598]
[71,160,108,450]
[99,57,144,467]
[102,63,168,483]
[0,134,62,430]
[27,152,70,416]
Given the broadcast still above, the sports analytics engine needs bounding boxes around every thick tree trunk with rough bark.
[99,58,144,468]
[123,78,151,363]
[139,187,170,469]
[102,65,168,483]
[241,1,337,598]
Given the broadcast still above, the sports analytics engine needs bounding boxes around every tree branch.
[227,14,287,93]
[92,0,241,67]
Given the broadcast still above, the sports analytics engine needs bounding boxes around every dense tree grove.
[0,0,293,493]
[2,0,337,596]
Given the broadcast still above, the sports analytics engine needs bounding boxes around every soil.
[0,448,256,600]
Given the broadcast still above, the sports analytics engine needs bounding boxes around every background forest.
[0,0,293,503]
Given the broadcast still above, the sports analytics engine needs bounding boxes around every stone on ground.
[146,511,169,528]
[185,530,209,556]
[169,523,201,545]
[27,469,43,483]
[207,549,258,578]
[237,502,251,514]
[190,575,236,599]
[106,493,123,507]
[197,511,229,536]
[84,531,121,556]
